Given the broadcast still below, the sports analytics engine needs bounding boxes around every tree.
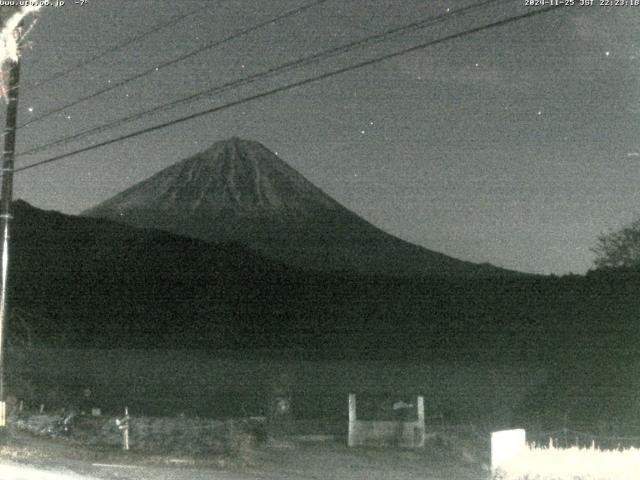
[0,6,22,99]
[592,218,640,269]
[0,6,41,92]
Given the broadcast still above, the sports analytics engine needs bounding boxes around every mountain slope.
[83,137,515,277]
[9,200,309,349]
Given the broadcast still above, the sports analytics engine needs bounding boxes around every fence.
[10,411,263,455]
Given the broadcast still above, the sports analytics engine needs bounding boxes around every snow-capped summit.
[89,137,339,217]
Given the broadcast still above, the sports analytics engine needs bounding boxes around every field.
[12,348,548,425]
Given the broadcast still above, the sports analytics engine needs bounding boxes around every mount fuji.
[84,137,514,277]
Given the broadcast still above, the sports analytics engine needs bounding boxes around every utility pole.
[0,22,22,436]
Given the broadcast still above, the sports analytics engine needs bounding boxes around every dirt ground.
[0,429,488,480]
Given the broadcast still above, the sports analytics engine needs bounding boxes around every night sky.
[5,0,640,275]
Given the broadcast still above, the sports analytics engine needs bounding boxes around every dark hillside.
[8,201,640,369]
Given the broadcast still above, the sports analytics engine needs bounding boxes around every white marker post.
[348,393,356,447]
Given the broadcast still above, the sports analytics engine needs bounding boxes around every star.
[27,107,33,112]
[605,51,610,57]
[537,111,542,116]
[360,130,366,134]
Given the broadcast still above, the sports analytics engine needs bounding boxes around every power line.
[23,5,204,89]
[15,5,559,174]
[19,0,510,157]
[17,0,330,129]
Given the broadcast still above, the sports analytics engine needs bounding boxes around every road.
[1,449,485,480]
[0,459,309,480]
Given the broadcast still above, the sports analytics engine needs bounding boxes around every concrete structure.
[347,393,425,447]
[491,428,526,472]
